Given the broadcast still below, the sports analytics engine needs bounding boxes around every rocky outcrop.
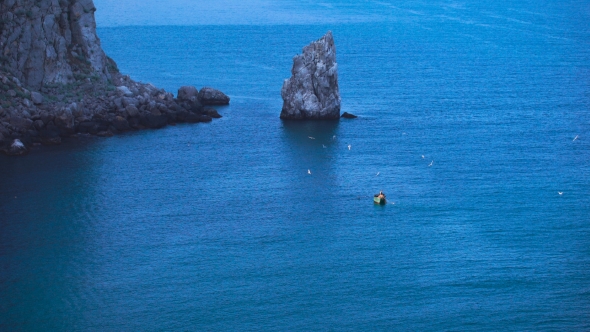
[280,31,341,120]
[177,86,199,102]
[203,108,222,118]
[0,0,229,155]
[198,87,230,105]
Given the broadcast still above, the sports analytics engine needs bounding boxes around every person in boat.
[378,191,386,199]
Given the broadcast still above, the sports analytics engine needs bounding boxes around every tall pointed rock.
[280,31,341,120]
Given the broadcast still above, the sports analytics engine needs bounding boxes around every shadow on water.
[280,120,341,142]
[0,139,106,329]
[276,120,343,218]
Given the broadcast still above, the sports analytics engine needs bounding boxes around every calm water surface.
[1,0,589,330]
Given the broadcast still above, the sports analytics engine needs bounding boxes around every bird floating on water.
[558,192,563,195]
[428,161,433,167]
[308,136,315,140]
[348,144,351,150]
[308,169,311,175]
[573,135,578,142]
[422,155,425,159]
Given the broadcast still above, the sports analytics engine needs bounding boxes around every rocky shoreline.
[0,68,229,155]
[0,0,229,156]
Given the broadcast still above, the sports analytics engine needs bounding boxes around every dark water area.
[1,0,590,330]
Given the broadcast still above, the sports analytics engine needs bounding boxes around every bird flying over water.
[332,135,336,140]
[348,144,351,150]
[573,135,578,141]
[376,172,380,176]
[308,136,315,140]
[308,169,311,175]
[422,155,425,159]
[558,192,563,195]
[323,144,327,148]
[428,160,433,167]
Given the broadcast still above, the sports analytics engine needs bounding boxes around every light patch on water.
[94,0,386,26]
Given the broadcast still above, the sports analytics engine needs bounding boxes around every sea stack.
[280,31,341,120]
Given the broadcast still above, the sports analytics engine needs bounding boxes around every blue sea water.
[1,0,590,330]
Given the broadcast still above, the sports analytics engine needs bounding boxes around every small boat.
[373,195,386,205]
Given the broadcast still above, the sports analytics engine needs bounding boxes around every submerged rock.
[341,112,357,119]
[280,31,341,120]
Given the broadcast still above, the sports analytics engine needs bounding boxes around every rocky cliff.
[0,0,110,89]
[0,0,229,155]
[280,31,341,120]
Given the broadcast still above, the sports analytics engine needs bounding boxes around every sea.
[1,0,589,330]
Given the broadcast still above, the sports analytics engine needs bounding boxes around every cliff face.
[0,0,110,90]
[0,0,229,155]
[280,31,341,120]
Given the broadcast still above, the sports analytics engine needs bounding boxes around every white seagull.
[428,160,433,167]
[308,136,315,140]
[308,169,311,175]
[558,192,563,195]
[422,155,425,159]
[573,135,578,142]
[376,172,380,176]
[348,144,351,150]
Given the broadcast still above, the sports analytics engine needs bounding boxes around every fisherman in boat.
[373,190,387,204]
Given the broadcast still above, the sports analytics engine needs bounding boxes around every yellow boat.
[373,196,386,205]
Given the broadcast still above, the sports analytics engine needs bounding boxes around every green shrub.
[16,91,28,98]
